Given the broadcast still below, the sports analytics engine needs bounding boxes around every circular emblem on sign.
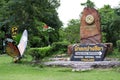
[85,15,94,24]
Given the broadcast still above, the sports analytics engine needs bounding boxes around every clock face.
[85,15,94,24]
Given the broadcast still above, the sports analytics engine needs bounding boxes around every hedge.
[51,41,70,54]
[27,41,70,61]
[27,46,52,61]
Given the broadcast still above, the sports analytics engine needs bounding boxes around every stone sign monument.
[70,7,108,61]
[80,7,102,44]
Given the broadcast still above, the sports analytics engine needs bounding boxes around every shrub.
[29,36,43,47]
[27,41,70,62]
[51,41,70,54]
[116,40,120,52]
[27,46,52,61]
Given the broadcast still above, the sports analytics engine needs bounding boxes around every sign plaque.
[70,44,107,61]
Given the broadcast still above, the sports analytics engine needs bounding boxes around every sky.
[57,0,120,27]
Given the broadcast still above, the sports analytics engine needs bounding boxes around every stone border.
[44,61,120,71]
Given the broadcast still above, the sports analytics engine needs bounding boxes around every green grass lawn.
[0,54,120,80]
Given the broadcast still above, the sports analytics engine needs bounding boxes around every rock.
[67,45,73,55]
[104,43,113,54]
[80,7,102,44]
[44,61,120,70]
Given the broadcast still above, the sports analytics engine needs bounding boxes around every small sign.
[70,44,107,61]
[11,27,18,37]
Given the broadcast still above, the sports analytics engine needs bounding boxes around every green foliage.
[116,40,120,51]
[29,36,43,47]
[0,28,5,54]
[27,40,70,61]
[99,5,120,46]
[102,32,107,43]
[64,19,80,43]
[27,46,52,61]
[107,48,120,58]
[27,41,70,61]
[0,31,5,39]
[99,5,115,25]
[0,39,3,54]
[41,27,58,46]
[0,0,62,48]
[28,25,59,47]
[81,0,95,8]
[5,0,62,30]
[51,41,70,54]
[59,27,67,41]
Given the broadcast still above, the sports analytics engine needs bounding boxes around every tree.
[0,0,62,47]
[99,5,120,46]
[63,19,80,43]
[81,0,95,8]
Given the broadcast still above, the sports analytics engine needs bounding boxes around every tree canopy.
[99,5,120,45]
[0,0,62,47]
[59,19,80,43]
[81,0,95,8]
